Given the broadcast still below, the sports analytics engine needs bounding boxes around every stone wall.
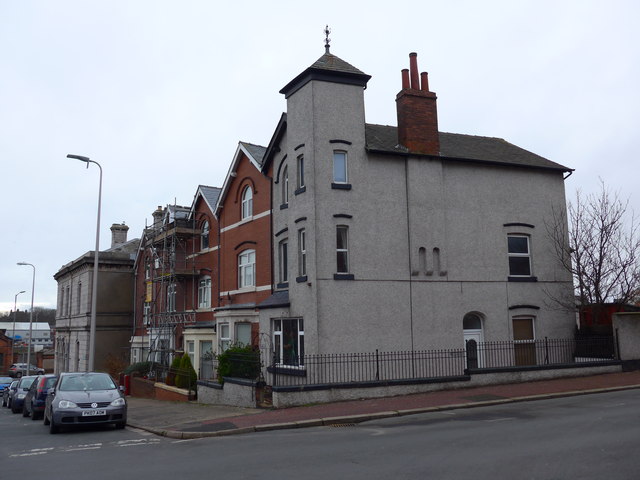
[613,312,640,362]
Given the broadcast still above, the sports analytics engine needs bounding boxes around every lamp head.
[67,154,91,162]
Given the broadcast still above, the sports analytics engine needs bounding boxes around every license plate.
[82,409,106,416]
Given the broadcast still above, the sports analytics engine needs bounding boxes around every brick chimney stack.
[152,206,163,229]
[110,222,129,247]
[396,52,440,155]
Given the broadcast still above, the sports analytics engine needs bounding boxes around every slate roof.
[240,142,268,167]
[308,52,369,76]
[280,52,371,98]
[257,290,290,309]
[365,124,572,172]
[198,185,221,210]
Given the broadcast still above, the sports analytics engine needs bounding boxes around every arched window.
[241,186,253,219]
[238,249,256,288]
[201,220,210,250]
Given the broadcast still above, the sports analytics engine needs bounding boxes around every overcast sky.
[2,0,639,312]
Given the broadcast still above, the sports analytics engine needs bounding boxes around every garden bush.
[216,344,261,383]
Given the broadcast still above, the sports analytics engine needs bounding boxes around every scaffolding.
[142,204,201,371]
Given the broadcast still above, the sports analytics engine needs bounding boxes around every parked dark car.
[22,374,57,420]
[11,375,37,413]
[1,377,14,406]
[44,372,127,434]
[8,363,45,378]
[2,380,19,408]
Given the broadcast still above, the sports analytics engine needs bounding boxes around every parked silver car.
[44,372,127,434]
[8,363,45,378]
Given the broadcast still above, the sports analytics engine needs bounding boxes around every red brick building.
[213,142,271,351]
[130,185,221,374]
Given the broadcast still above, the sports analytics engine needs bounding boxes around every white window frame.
[186,340,195,366]
[241,186,253,219]
[279,239,288,284]
[143,302,151,326]
[512,316,536,343]
[336,225,349,274]
[508,234,532,277]
[333,151,348,184]
[298,228,307,277]
[167,282,177,312]
[273,318,304,367]
[236,323,252,347]
[219,323,230,352]
[201,220,210,250]
[238,249,256,288]
[198,276,211,309]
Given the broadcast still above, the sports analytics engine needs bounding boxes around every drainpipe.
[405,157,415,352]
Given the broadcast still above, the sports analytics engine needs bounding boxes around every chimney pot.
[420,72,429,91]
[409,52,420,90]
[401,69,410,89]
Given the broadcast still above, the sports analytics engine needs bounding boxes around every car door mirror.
[47,387,55,396]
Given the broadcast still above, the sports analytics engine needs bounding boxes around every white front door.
[464,330,484,368]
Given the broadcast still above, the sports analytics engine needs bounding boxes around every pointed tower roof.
[279,31,371,98]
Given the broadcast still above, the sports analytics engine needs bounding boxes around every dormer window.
[241,186,253,219]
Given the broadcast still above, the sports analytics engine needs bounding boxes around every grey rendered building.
[258,47,575,361]
[53,223,138,373]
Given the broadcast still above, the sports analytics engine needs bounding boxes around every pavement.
[125,370,640,439]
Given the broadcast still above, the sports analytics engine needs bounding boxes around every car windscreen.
[19,377,37,390]
[59,374,117,391]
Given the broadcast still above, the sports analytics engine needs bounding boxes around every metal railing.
[195,336,618,389]
[269,348,467,388]
[465,336,617,370]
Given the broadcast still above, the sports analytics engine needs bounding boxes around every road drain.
[329,423,356,427]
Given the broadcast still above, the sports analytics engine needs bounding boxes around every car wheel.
[11,403,20,414]
[31,410,41,421]
[49,417,59,434]
[16,372,22,378]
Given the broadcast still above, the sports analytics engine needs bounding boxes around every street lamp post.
[68,154,102,372]
[11,290,26,364]
[16,263,35,375]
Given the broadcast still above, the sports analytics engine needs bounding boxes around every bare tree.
[547,181,640,310]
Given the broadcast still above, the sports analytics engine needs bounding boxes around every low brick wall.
[154,383,192,402]
[129,376,192,401]
[130,376,156,399]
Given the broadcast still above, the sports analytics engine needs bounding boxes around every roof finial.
[324,25,331,54]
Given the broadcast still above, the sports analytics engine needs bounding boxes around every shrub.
[166,355,182,386]
[217,344,261,384]
[123,361,152,377]
[175,354,197,389]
